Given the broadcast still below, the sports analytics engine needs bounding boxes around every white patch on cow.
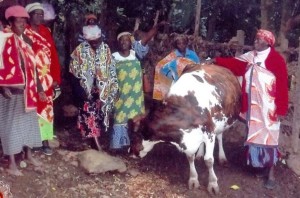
[213,117,230,133]
[171,128,205,156]
[168,71,221,110]
[140,140,162,158]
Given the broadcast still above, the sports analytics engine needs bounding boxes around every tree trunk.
[206,0,218,41]
[194,0,201,37]
[291,38,300,153]
[278,0,292,50]
[260,0,271,29]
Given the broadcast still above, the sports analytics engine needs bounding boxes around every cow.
[129,64,241,194]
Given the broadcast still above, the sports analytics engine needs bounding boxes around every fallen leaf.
[230,185,240,190]
[20,161,27,168]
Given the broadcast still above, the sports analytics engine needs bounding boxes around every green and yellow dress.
[111,50,145,149]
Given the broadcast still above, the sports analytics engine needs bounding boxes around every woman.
[0,5,43,176]
[69,25,119,151]
[153,34,200,101]
[25,2,61,155]
[214,29,288,189]
[111,32,145,151]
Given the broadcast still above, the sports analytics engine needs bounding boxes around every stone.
[78,149,127,174]
[128,168,140,177]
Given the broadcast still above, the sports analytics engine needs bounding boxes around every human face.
[118,35,132,51]
[30,9,44,26]
[10,17,27,36]
[176,38,188,54]
[254,37,269,52]
[88,38,102,50]
[86,18,97,25]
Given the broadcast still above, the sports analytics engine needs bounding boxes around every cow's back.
[168,64,241,132]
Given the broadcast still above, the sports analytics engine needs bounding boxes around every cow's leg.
[186,154,200,189]
[216,133,228,165]
[204,134,219,194]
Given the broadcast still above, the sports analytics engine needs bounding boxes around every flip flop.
[264,179,276,190]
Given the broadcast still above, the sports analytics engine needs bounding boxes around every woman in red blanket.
[0,5,44,176]
[214,29,288,189]
[24,2,61,155]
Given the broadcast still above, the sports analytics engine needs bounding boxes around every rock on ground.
[77,149,127,174]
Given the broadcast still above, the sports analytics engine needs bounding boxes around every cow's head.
[128,94,206,158]
[128,114,159,158]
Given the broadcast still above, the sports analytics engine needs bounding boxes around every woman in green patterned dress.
[111,32,145,151]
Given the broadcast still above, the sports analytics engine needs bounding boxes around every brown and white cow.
[129,64,241,194]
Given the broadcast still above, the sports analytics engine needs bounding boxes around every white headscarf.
[83,25,101,40]
[25,2,44,13]
[117,32,131,41]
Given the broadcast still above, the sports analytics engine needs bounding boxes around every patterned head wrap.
[256,29,275,47]
[83,25,101,40]
[25,2,44,13]
[85,14,97,24]
[5,5,30,19]
[117,32,132,41]
[42,3,56,20]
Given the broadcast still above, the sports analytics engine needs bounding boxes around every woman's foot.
[264,166,276,189]
[25,147,43,167]
[7,155,23,176]
[264,179,276,189]
[26,157,42,167]
[6,165,23,176]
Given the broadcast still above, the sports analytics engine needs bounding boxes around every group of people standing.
[69,16,166,152]
[0,3,60,176]
[0,2,288,191]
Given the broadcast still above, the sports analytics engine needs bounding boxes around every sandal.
[42,146,53,156]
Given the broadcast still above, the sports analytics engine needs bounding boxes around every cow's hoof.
[188,178,200,189]
[207,182,219,195]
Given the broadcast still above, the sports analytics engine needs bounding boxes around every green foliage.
[168,0,197,33]
[50,0,104,37]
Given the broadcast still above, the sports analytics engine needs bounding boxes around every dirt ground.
[0,118,300,198]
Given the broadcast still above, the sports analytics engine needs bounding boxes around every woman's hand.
[38,92,47,102]
[2,87,12,99]
[52,81,59,88]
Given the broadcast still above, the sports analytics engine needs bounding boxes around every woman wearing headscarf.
[152,34,200,101]
[69,25,119,151]
[24,2,61,155]
[214,29,288,189]
[110,32,145,152]
[0,5,43,176]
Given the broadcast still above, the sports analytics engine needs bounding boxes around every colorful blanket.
[153,50,199,101]
[0,32,37,111]
[25,27,55,140]
[245,64,280,146]
[70,41,119,130]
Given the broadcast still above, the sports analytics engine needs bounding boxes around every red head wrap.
[256,29,275,47]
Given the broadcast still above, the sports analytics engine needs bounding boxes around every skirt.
[110,124,130,149]
[0,94,42,155]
